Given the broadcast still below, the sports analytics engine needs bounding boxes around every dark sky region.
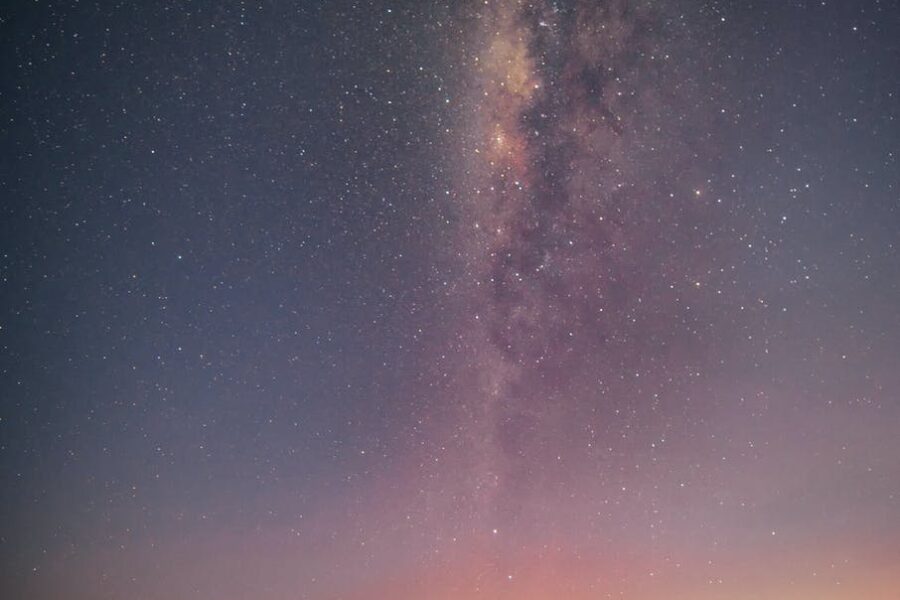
[1,1,899,599]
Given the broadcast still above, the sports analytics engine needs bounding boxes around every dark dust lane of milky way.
[1,1,899,599]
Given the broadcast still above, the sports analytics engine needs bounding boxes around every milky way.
[2,1,900,599]
[442,0,713,528]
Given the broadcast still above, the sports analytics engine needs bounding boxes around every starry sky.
[1,1,900,599]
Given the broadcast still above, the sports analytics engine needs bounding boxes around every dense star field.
[2,1,900,599]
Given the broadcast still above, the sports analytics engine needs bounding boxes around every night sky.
[2,1,900,599]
